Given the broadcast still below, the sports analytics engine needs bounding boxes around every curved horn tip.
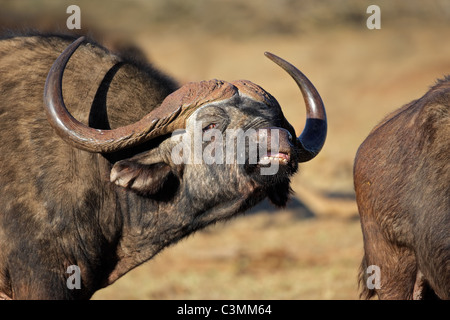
[65,36,86,50]
[262,51,327,163]
[264,52,286,65]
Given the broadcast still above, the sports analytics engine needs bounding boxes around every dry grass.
[2,0,449,300]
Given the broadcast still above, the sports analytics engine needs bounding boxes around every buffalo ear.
[110,156,177,196]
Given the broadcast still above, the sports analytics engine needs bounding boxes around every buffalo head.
[44,37,326,210]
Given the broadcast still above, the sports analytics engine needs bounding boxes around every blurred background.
[1,0,449,299]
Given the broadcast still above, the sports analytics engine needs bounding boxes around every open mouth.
[258,151,290,165]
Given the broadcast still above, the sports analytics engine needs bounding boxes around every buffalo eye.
[202,123,217,132]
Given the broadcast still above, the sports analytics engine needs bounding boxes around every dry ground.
[1,0,449,300]
[95,213,363,299]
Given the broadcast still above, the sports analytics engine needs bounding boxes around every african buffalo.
[354,76,449,299]
[0,34,326,299]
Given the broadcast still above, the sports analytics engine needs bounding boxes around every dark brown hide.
[0,35,178,299]
[354,76,450,300]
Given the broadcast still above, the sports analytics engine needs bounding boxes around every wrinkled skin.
[0,35,311,299]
